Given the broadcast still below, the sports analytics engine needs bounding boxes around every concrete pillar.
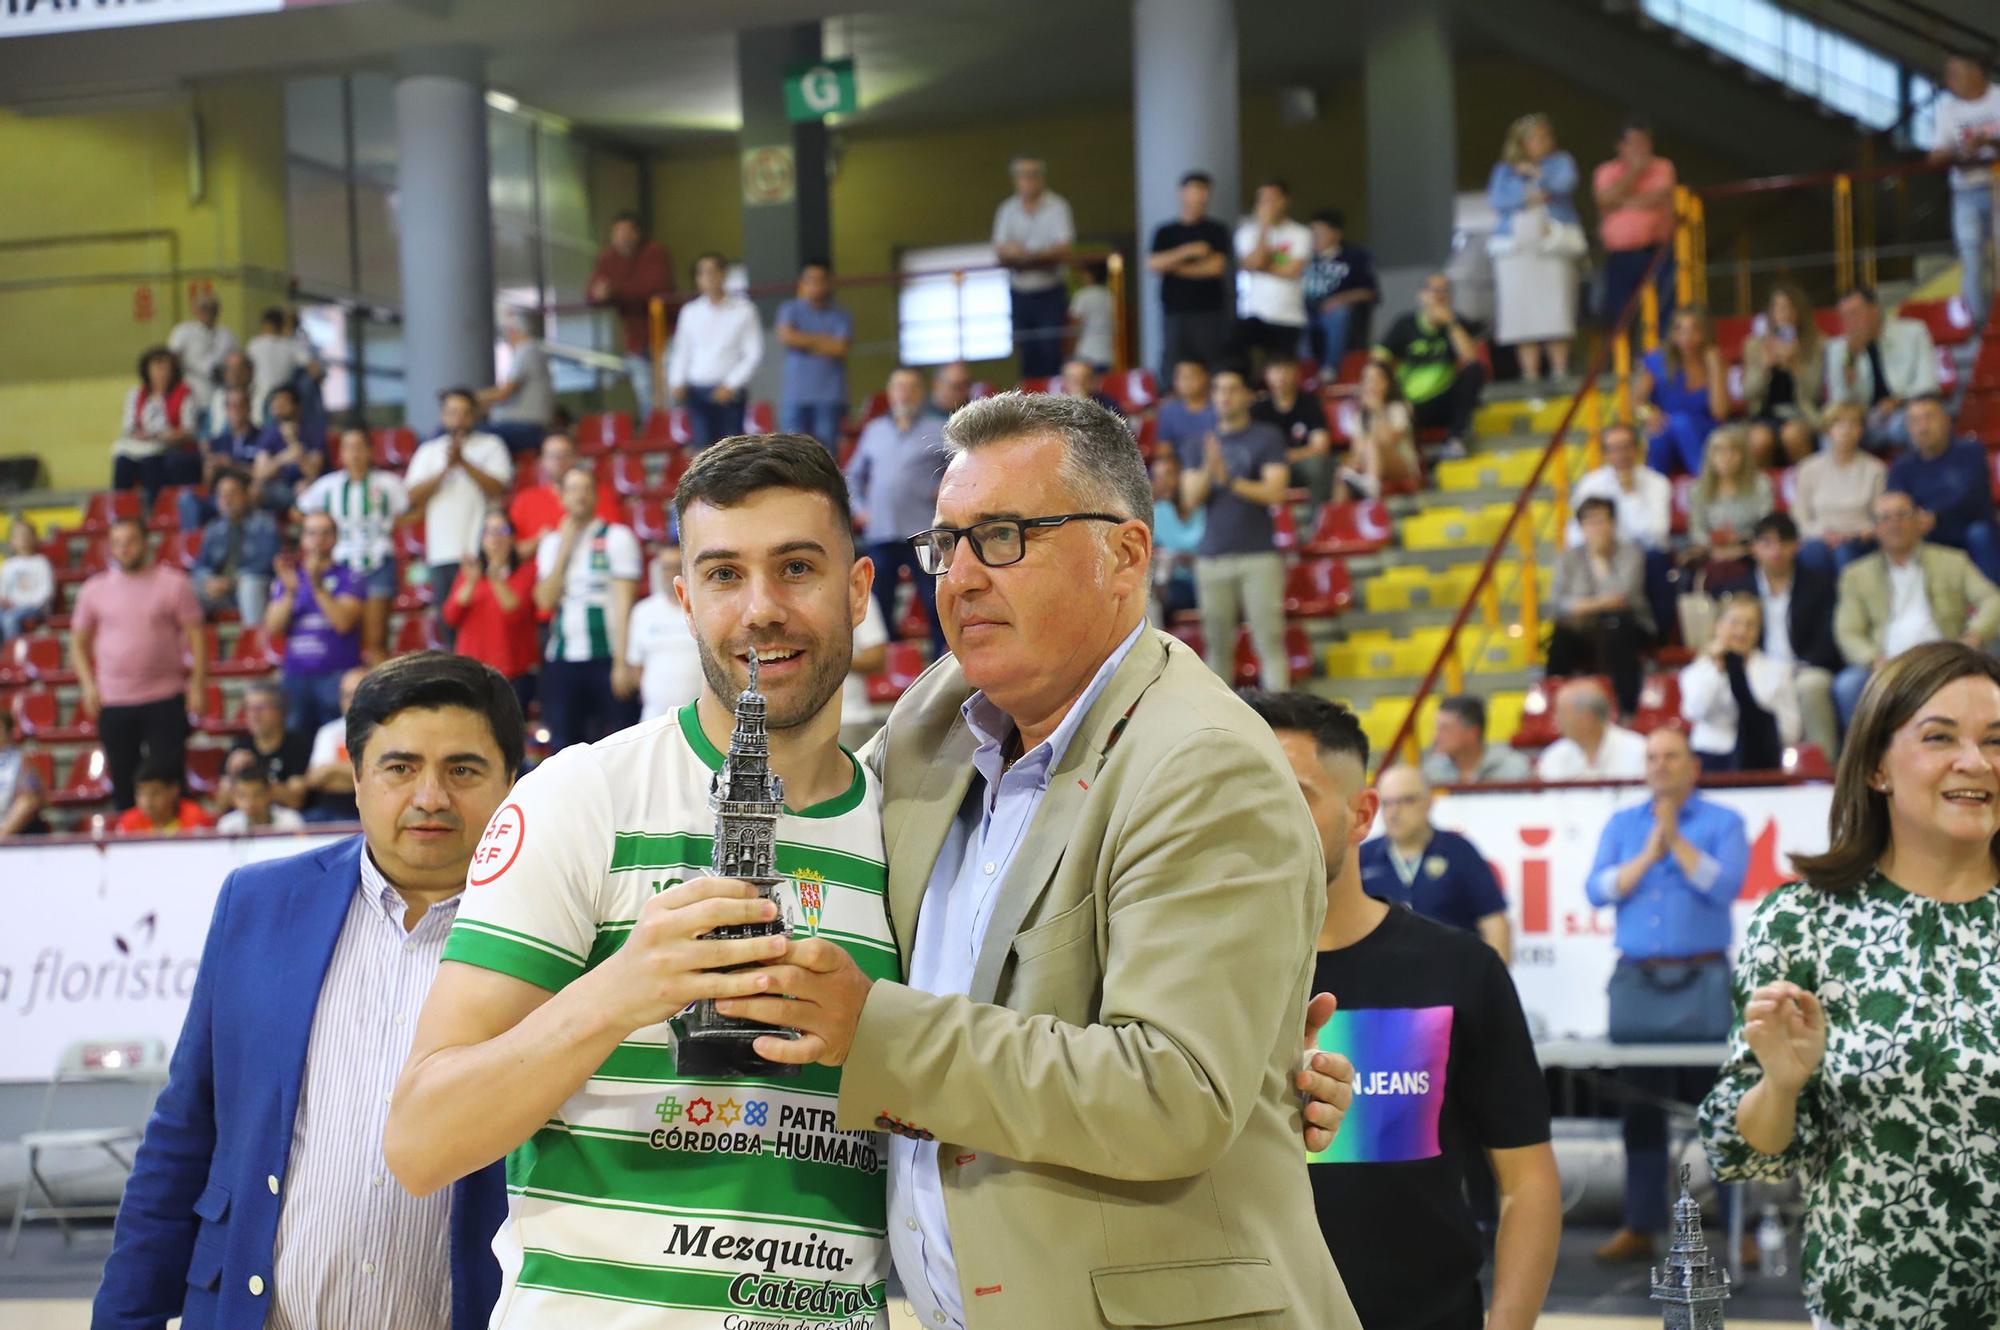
[736,23,832,308]
[394,45,494,434]
[1133,0,1240,375]
[1364,0,1457,309]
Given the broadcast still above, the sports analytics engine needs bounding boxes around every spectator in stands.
[71,517,204,811]
[301,664,365,823]
[1680,594,1799,773]
[588,211,674,421]
[1178,368,1291,689]
[624,539,702,723]
[404,386,514,646]
[992,154,1076,378]
[1549,495,1654,715]
[266,511,366,737]
[927,360,973,419]
[1375,272,1487,457]
[773,258,852,452]
[215,754,304,834]
[296,424,409,663]
[245,306,321,424]
[533,464,642,750]
[1147,169,1234,376]
[1300,209,1376,370]
[1740,281,1825,467]
[1824,287,1939,450]
[1714,513,1842,760]
[1833,489,2000,727]
[0,517,54,642]
[1886,393,2000,583]
[1334,360,1419,502]
[209,349,253,425]
[204,384,263,482]
[444,511,540,715]
[1592,117,1678,329]
[1793,402,1885,576]
[667,251,763,448]
[840,593,891,726]
[1685,425,1773,577]
[1487,112,1582,383]
[226,680,312,812]
[1635,306,1728,476]
[191,468,279,625]
[1422,694,1531,785]
[1254,357,1334,507]
[166,292,237,415]
[0,707,47,837]
[1056,357,1121,414]
[112,346,200,500]
[846,369,948,654]
[114,756,212,836]
[1363,765,1512,955]
[248,384,325,513]
[1248,695,1557,1330]
[1067,259,1116,372]
[1149,449,1202,625]
[1932,53,2000,329]
[1234,179,1312,375]
[1586,725,1747,1264]
[1535,677,1648,781]
[507,431,625,559]
[1155,358,1215,459]
[477,309,556,453]
[1568,423,1671,552]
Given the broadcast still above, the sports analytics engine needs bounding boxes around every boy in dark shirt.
[1246,692,1561,1330]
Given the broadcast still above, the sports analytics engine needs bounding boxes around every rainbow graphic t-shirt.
[1309,1006,1454,1165]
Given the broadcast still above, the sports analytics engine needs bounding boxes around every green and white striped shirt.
[444,704,894,1328]
[295,469,409,572]
[538,520,642,663]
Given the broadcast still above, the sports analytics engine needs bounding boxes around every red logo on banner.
[1741,817,1788,902]
[468,803,525,885]
[133,286,155,322]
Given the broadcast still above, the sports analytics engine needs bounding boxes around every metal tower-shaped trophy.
[1651,1165,1731,1329]
[675,655,799,1078]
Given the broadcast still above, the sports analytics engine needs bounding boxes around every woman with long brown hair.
[1741,281,1825,466]
[1699,641,2000,1329]
[1634,305,1729,476]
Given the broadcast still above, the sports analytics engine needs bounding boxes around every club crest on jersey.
[793,869,825,937]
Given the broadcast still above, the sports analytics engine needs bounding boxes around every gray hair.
[941,391,1153,532]
[1556,677,1613,721]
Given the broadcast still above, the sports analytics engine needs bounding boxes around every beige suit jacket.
[847,627,1358,1330]
[1834,543,2000,666]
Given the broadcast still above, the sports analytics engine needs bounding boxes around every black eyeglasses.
[907,513,1127,575]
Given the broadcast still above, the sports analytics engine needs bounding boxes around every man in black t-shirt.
[1147,169,1235,376]
[1246,692,1560,1330]
[1251,357,1334,506]
[224,680,313,811]
[1375,272,1489,455]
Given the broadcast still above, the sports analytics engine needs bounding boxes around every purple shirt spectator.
[284,564,366,675]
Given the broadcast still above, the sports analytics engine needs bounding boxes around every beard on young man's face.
[693,618,852,731]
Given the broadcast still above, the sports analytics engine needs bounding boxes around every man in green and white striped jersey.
[295,425,409,660]
[389,435,897,1329]
[533,463,644,751]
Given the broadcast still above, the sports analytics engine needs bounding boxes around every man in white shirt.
[302,664,366,824]
[478,310,556,454]
[1931,53,2000,329]
[621,542,704,723]
[167,293,238,419]
[402,388,514,647]
[245,306,322,424]
[296,426,411,662]
[1534,678,1648,781]
[992,154,1076,378]
[1833,488,2000,726]
[667,251,764,449]
[533,464,642,750]
[1822,287,1940,451]
[1566,424,1671,551]
[1234,178,1313,373]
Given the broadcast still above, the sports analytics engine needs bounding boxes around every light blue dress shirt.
[1584,794,1748,959]
[888,621,1146,1330]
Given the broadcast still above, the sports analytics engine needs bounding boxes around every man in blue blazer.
[93,653,523,1330]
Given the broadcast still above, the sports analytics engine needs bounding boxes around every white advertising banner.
[0,833,346,1082]
[0,0,286,40]
[1429,784,1834,1042]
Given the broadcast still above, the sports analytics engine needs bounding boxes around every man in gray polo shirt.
[992,154,1076,379]
[1177,367,1293,689]
[846,366,949,652]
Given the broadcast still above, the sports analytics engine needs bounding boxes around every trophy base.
[674,1034,802,1079]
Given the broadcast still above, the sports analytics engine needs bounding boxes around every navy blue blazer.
[92,835,504,1330]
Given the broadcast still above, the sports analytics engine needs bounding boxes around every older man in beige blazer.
[723,392,1359,1330]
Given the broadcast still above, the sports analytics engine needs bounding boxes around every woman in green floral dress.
[1699,641,2000,1330]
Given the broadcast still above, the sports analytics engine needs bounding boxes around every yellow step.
[1434,449,1544,493]
[1473,395,1577,438]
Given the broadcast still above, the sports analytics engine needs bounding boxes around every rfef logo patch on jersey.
[793,869,824,936]
[469,802,526,886]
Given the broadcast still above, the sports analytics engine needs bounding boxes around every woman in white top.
[1680,594,1800,773]
[0,518,55,642]
[1485,113,1583,381]
[1335,361,1420,501]
[1792,402,1886,578]
[1067,260,1116,371]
